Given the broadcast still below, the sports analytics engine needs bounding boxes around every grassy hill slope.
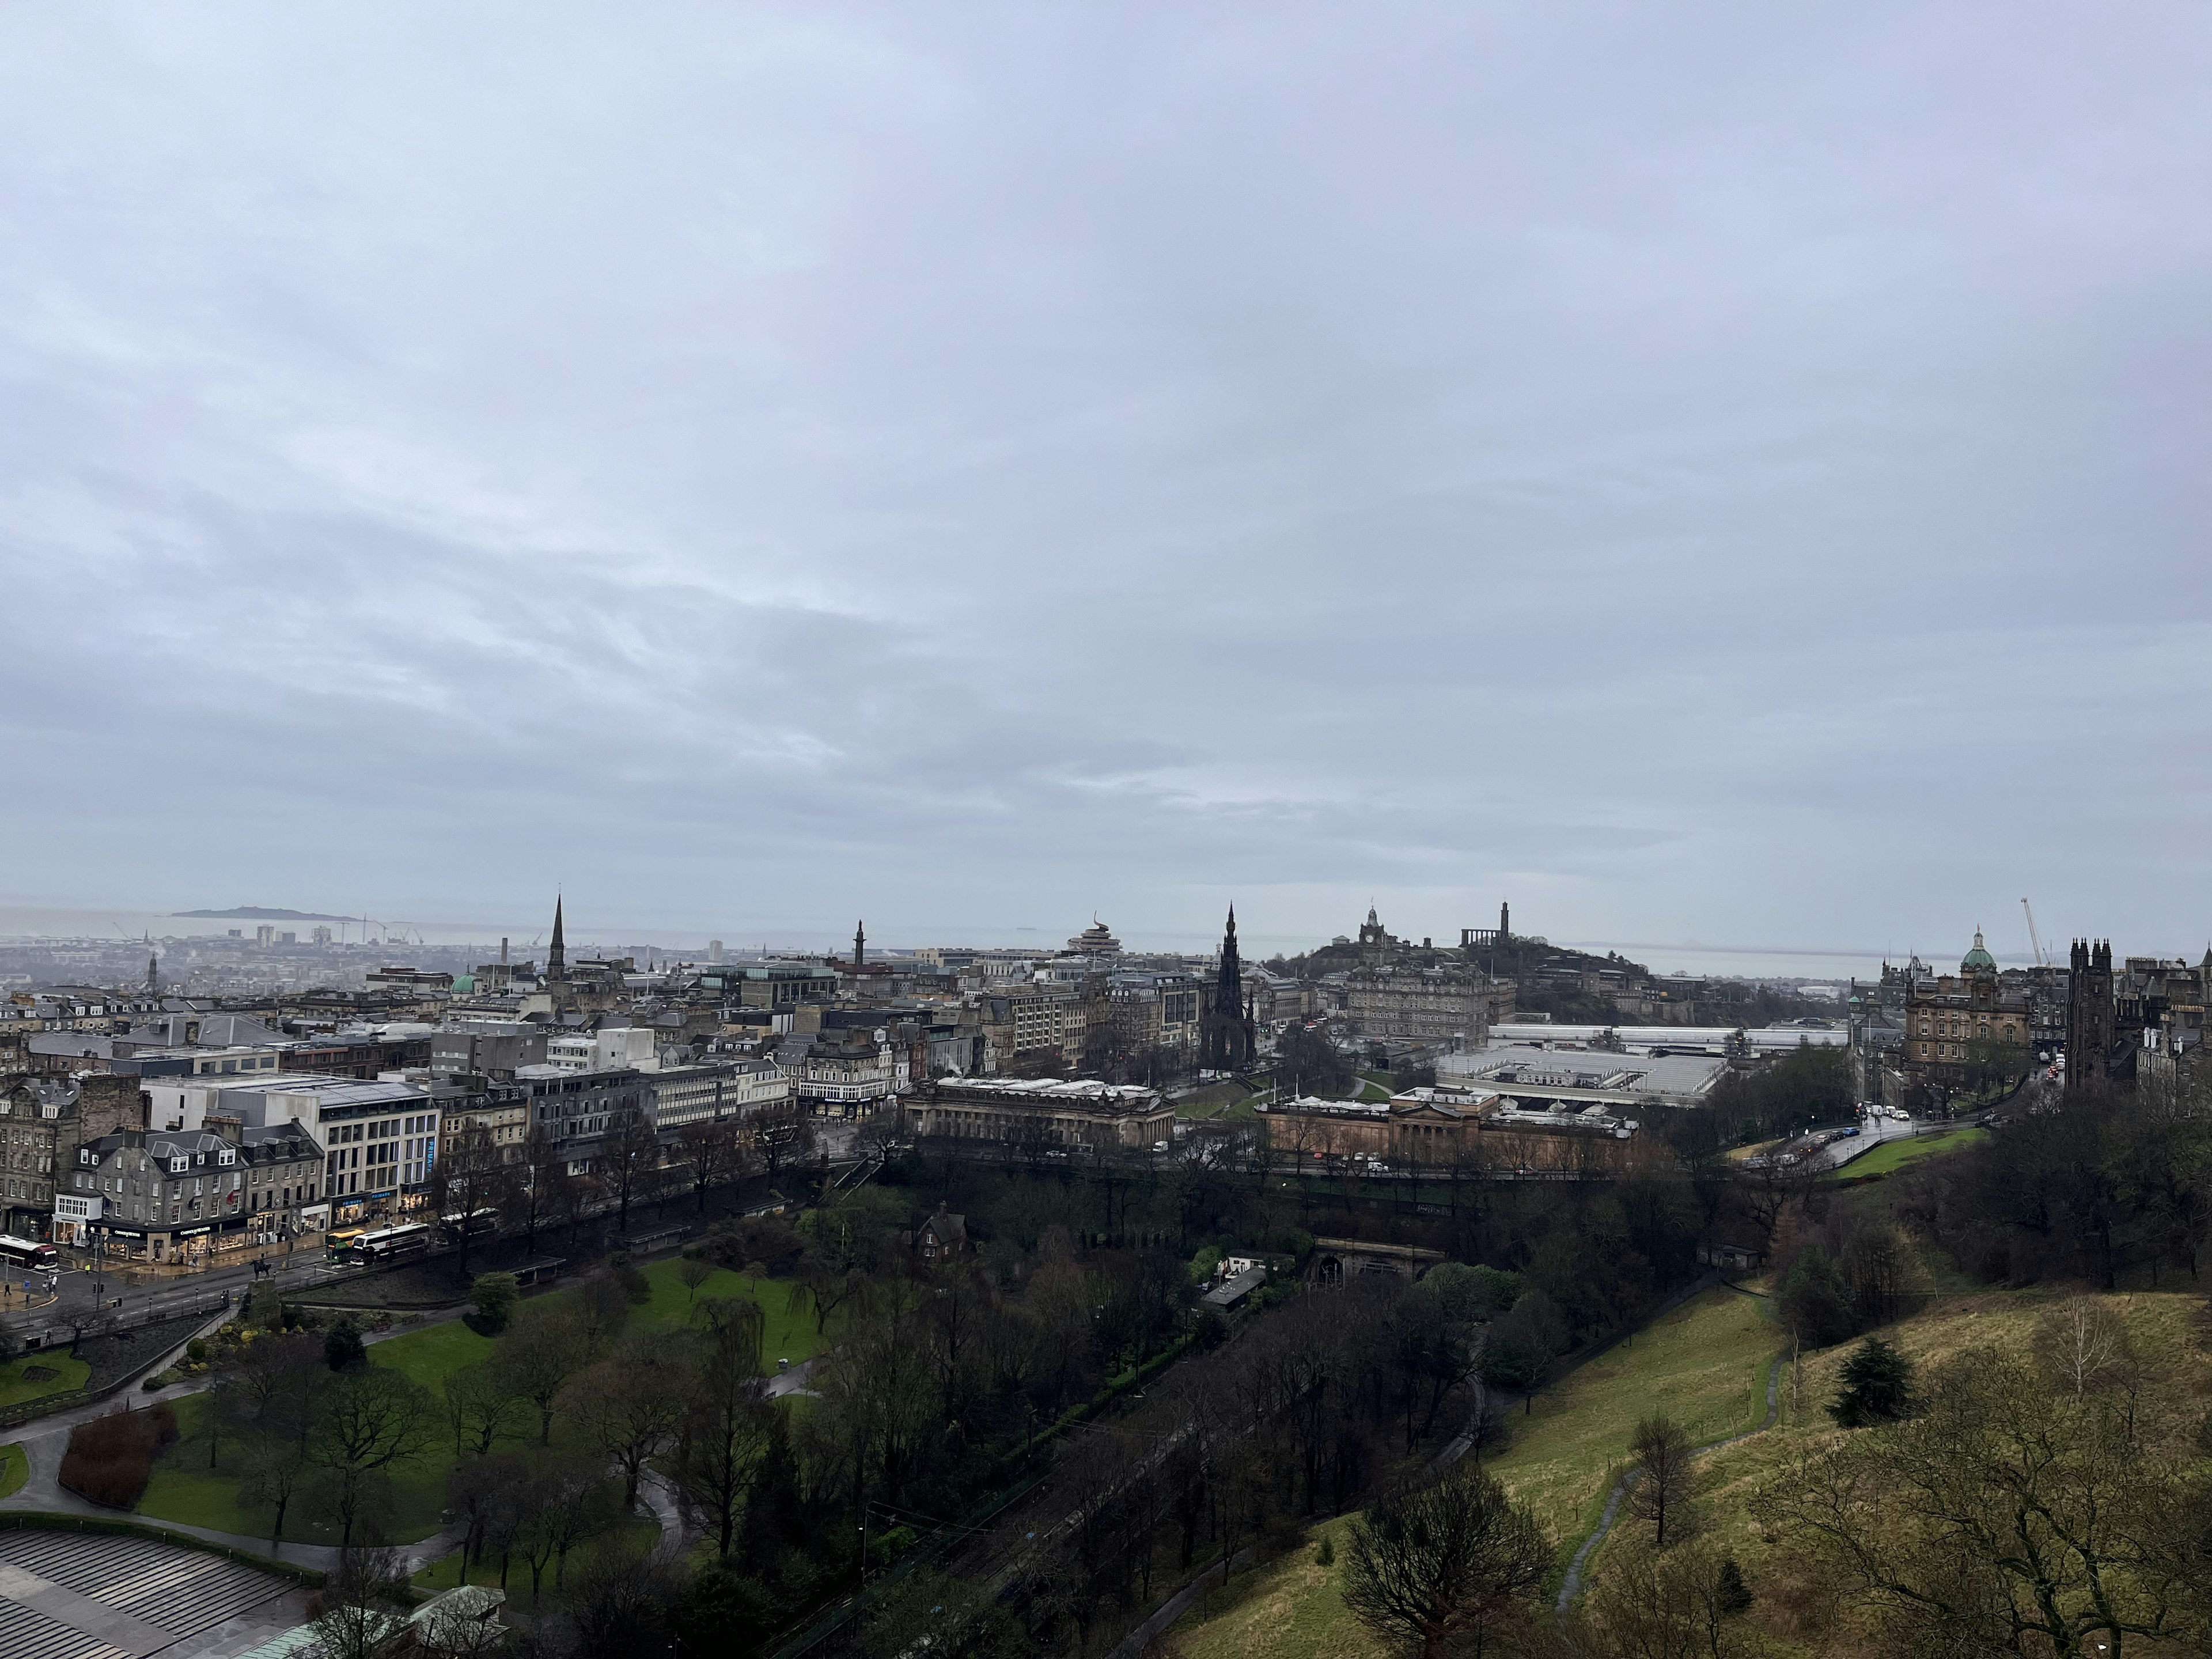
[1165,1285,2211,1659]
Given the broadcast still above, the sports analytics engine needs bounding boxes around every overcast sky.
[2,5,2207,963]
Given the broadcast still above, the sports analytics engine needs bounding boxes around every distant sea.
[0,905,1998,983]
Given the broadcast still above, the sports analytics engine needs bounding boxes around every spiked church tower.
[548,895,567,981]
[1202,906,1256,1071]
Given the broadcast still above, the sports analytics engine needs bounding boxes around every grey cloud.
[2,3,2209,957]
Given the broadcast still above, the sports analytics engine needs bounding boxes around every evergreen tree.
[1714,1554,1753,1617]
[1827,1335,1915,1427]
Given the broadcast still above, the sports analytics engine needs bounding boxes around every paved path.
[1103,1547,1255,1659]
[1554,1349,1785,1613]
[1,1304,469,1573]
[766,1357,820,1399]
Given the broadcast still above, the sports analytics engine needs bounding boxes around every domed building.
[1904,927,2029,1093]
[1961,930,1998,975]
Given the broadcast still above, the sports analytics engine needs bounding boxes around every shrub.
[324,1320,368,1372]
[60,1403,178,1508]
[614,1261,653,1305]
[468,1272,520,1337]
[185,1338,209,1366]
[1315,1533,1336,1567]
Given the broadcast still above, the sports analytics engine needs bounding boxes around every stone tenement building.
[1904,929,2029,1088]
[1,1072,143,1240]
[1346,962,1489,1047]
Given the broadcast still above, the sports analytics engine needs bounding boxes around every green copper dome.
[1961,928,1997,972]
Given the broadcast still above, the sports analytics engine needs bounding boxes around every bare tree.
[2033,1295,2137,1399]
[664,1313,774,1556]
[310,1369,438,1549]
[1627,1415,1695,1549]
[490,1302,590,1444]
[226,1331,325,1435]
[552,1164,595,1245]
[504,1123,564,1253]
[677,1119,744,1213]
[430,1120,507,1279]
[1577,1540,1760,1659]
[559,1534,685,1659]
[238,1433,311,1549]
[1342,1463,1552,1659]
[309,1545,413,1659]
[562,1332,696,1509]
[601,1100,662,1234]
[539,1453,623,1589]
[443,1362,528,1458]
[755,1100,810,1182]
[789,1252,865,1337]
[677,1254,716,1315]
[1754,1344,2191,1659]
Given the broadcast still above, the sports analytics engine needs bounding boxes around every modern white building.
[650,1058,790,1131]
[545,1027,661,1073]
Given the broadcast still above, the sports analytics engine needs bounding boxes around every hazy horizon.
[0,899,2079,984]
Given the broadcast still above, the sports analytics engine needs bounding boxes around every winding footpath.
[1553,1349,1786,1614]
[0,1305,465,1574]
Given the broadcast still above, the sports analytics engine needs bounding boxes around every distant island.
[171,906,356,922]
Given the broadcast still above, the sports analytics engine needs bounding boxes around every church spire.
[548,895,566,979]
[853,919,866,967]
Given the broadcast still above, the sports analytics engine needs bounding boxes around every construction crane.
[2021,898,2049,969]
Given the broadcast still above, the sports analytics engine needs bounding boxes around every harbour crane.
[2021,897,2049,969]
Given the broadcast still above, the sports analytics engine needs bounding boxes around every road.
[1,1247,369,1347]
[1813,1111,1922,1169]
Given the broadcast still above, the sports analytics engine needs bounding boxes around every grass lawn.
[1173,1516,1391,1659]
[0,1351,90,1408]
[1830,1126,1989,1179]
[137,1256,838,1544]
[0,1442,25,1499]
[369,1316,496,1391]
[1177,1081,1255,1118]
[1484,1285,1781,1555]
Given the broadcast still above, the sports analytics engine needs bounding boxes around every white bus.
[351,1222,434,1263]
[0,1235,59,1272]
